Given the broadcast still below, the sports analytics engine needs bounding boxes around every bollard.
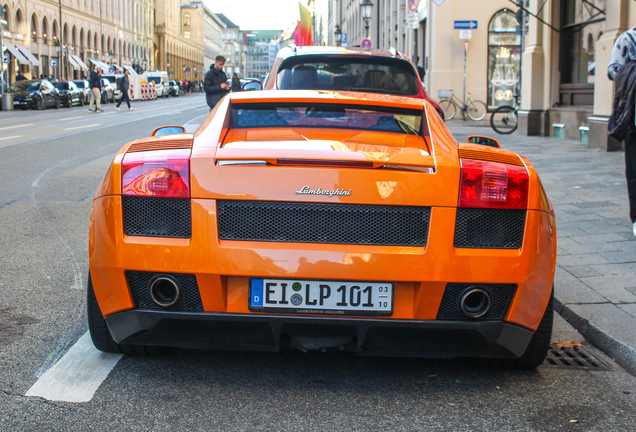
[2,92,14,111]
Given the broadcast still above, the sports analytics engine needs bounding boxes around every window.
[184,13,191,26]
[184,30,190,39]
[487,10,520,109]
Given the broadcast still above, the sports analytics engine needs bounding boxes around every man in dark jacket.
[204,55,229,110]
[115,69,133,111]
[608,27,636,238]
[88,67,103,112]
[15,71,27,81]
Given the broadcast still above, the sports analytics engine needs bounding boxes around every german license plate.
[249,278,393,316]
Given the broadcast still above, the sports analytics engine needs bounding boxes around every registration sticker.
[249,278,393,316]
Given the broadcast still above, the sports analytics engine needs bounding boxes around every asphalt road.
[0,96,635,431]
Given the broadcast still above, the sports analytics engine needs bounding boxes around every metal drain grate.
[543,344,613,371]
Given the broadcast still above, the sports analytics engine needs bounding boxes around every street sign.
[406,13,419,30]
[432,0,445,5]
[454,20,478,30]
[408,0,419,13]
[2,53,8,64]
[341,33,347,47]
[361,38,372,49]
[50,58,58,68]
[459,30,472,40]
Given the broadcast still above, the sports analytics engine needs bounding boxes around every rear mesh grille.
[126,271,203,311]
[436,284,517,320]
[123,197,191,238]
[217,200,431,246]
[454,208,525,249]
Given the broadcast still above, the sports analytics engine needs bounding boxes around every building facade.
[203,5,224,71]
[2,0,153,84]
[154,0,204,82]
[244,30,281,79]
[216,13,243,77]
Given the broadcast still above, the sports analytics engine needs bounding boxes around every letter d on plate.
[251,279,264,306]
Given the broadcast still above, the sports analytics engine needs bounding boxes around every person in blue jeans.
[115,69,134,111]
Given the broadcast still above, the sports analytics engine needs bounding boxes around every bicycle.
[437,89,487,121]
[490,94,519,135]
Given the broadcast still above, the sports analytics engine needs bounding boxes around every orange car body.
[89,90,556,360]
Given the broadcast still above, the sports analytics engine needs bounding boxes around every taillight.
[122,149,190,198]
[459,159,528,209]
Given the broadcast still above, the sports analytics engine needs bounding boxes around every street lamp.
[360,0,374,38]
[334,25,342,47]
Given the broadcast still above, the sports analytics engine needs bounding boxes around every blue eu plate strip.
[251,279,264,307]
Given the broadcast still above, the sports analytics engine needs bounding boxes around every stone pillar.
[518,0,548,136]
[588,0,628,151]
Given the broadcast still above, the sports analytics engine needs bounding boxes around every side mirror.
[467,135,501,149]
[151,125,186,136]
[242,80,262,91]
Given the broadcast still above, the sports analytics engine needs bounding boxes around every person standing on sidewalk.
[203,55,229,111]
[88,67,103,113]
[231,73,242,92]
[115,69,133,111]
[608,27,636,238]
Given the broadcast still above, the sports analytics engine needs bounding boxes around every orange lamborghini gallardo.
[88,90,556,368]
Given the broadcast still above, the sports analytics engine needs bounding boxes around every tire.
[490,105,518,134]
[438,99,456,120]
[54,96,60,109]
[483,289,554,369]
[79,94,84,106]
[33,96,42,110]
[65,96,72,108]
[466,100,487,121]
[87,272,168,355]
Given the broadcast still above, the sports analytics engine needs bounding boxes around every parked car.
[73,79,92,105]
[146,71,170,97]
[87,90,556,368]
[102,74,123,100]
[265,46,444,118]
[55,81,84,107]
[101,78,115,103]
[8,79,61,110]
[168,80,181,97]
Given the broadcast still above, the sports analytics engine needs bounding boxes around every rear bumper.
[106,309,534,358]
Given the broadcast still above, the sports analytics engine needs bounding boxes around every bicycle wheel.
[490,105,518,134]
[438,99,457,120]
[466,100,487,121]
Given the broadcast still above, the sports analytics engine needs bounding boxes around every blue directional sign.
[50,58,58,68]
[2,53,9,64]
[341,33,348,47]
[454,20,478,30]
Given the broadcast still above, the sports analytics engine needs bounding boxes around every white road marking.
[25,332,123,403]
[60,116,85,121]
[64,123,100,131]
[0,135,21,140]
[194,107,209,111]
[0,124,33,130]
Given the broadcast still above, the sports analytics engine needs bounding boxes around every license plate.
[249,278,393,316]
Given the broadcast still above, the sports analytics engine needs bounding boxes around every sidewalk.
[448,119,636,375]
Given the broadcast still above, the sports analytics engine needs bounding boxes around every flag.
[298,3,314,46]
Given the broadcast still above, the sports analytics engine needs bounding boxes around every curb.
[555,297,636,376]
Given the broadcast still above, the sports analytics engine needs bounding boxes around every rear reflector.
[122,149,191,198]
[459,159,528,209]
[277,159,374,168]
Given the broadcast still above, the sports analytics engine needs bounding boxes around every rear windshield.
[73,81,87,88]
[232,103,424,135]
[148,77,161,84]
[55,83,69,90]
[277,56,420,96]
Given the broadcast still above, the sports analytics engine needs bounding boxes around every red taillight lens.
[122,149,191,198]
[459,159,528,209]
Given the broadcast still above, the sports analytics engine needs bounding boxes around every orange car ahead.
[88,90,556,368]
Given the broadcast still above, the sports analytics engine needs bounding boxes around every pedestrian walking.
[15,71,27,81]
[88,67,103,113]
[231,73,242,92]
[608,27,636,238]
[115,69,134,111]
[203,55,229,111]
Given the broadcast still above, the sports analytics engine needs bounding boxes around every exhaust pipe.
[149,276,181,308]
[460,288,491,319]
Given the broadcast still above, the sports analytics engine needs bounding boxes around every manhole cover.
[543,343,613,371]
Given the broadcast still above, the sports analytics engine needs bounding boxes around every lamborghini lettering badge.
[295,186,352,197]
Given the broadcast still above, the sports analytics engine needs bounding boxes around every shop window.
[487,9,520,109]
[559,0,605,106]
